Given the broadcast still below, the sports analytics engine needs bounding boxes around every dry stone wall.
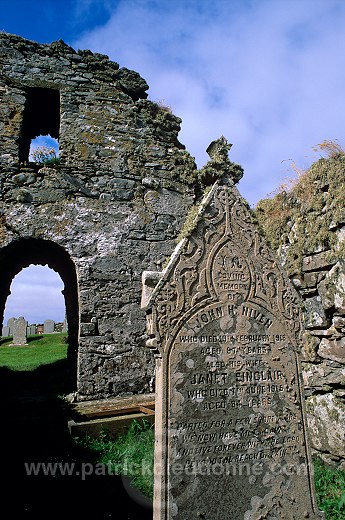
[0,33,197,400]
[256,154,345,467]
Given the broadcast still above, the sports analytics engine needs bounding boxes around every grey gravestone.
[7,317,15,336]
[12,317,27,346]
[30,325,36,335]
[142,140,324,519]
[2,326,9,337]
[62,316,68,332]
[44,319,55,334]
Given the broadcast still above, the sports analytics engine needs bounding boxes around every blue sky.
[1,0,345,324]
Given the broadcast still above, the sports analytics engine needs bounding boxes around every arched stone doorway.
[0,238,79,383]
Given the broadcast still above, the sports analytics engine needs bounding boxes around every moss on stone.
[255,153,345,276]
[175,185,213,243]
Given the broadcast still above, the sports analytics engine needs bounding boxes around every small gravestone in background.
[44,319,55,334]
[2,326,10,337]
[30,325,36,335]
[142,138,324,519]
[12,316,28,346]
[7,317,15,336]
[62,316,68,332]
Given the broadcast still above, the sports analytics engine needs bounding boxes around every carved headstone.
[142,144,324,519]
[44,319,55,334]
[12,317,27,346]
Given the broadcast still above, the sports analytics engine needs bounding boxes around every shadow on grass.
[26,334,45,344]
[0,361,153,519]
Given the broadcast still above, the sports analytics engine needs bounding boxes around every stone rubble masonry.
[295,255,345,468]
[0,33,197,400]
[257,173,345,467]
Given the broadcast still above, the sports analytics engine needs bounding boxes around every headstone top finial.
[206,135,232,162]
[199,136,243,185]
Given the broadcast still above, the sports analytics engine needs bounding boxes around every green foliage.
[198,160,244,187]
[255,143,345,275]
[313,457,345,519]
[175,185,213,244]
[31,145,60,165]
[74,419,154,499]
[0,333,68,371]
[43,156,61,166]
[176,204,200,243]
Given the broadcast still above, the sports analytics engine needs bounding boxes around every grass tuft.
[314,457,345,519]
[74,419,155,499]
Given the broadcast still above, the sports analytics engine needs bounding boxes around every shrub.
[31,145,60,165]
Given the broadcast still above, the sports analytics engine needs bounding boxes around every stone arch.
[0,238,79,379]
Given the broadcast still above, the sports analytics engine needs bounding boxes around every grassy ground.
[75,424,345,519]
[74,419,155,500]
[0,333,68,370]
[314,457,345,519]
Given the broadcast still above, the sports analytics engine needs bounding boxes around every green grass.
[75,426,345,515]
[74,419,154,499]
[0,333,68,371]
[314,457,345,519]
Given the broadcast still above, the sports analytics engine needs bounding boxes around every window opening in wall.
[20,87,60,164]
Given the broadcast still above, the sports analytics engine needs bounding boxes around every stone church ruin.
[0,33,196,400]
[0,33,343,469]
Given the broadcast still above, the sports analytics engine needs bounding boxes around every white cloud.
[72,0,345,205]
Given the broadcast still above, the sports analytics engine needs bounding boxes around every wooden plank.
[68,412,155,439]
[82,403,155,419]
[69,393,155,420]
[138,406,155,415]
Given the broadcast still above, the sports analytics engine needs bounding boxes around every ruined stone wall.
[256,154,345,467]
[0,33,197,400]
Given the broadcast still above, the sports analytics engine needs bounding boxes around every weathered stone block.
[302,361,345,391]
[333,316,345,331]
[318,337,345,364]
[302,251,335,272]
[306,393,345,460]
[304,296,330,329]
[301,330,320,362]
[318,261,345,314]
